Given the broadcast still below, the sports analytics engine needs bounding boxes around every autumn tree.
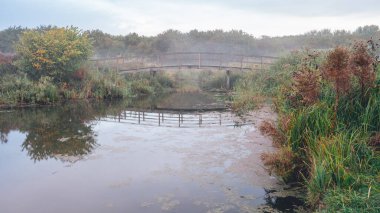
[15,27,92,82]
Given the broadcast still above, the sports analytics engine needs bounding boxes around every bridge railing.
[89,52,278,72]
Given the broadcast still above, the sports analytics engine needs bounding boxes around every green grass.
[0,75,59,105]
[0,66,176,107]
[124,71,174,96]
[233,49,380,212]
[231,51,306,113]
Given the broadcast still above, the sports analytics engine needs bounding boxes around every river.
[0,93,304,213]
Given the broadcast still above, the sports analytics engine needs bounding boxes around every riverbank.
[232,43,380,212]
[242,105,307,212]
[0,68,177,108]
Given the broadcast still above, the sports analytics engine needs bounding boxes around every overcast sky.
[1,0,380,37]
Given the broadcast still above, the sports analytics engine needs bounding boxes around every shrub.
[124,72,174,97]
[15,27,92,83]
[259,120,285,147]
[81,69,129,99]
[231,50,315,113]
[0,53,18,76]
[349,41,376,98]
[261,147,298,182]
[0,74,59,105]
[322,47,351,97]
[290,65,321,107]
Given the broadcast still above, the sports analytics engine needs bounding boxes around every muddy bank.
[235,105,306,212]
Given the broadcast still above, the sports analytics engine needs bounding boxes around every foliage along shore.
[0,27,175,108]
[232,40,380,212]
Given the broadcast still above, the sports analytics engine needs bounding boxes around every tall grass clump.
[199,71,242,91]
[254,41,380,212]
[232,50,323,113]
[0,74,59,105]
[0,66,133,106]
[124,72,174,97]
[80,69,129,99]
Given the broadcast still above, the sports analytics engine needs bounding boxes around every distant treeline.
[1,25,379,57]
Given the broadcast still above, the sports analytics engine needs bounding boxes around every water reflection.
[0,93,232,162]
[0,93,233,161]
[0,95,304,212]
[0,101,125,161]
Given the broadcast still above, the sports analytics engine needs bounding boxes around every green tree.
[0,26,25,53]
[15,27,92,82]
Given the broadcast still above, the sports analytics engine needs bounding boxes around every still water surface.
[0,93,303,213]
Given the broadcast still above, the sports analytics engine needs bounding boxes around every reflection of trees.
[0,112,21,143]
[0,100,126,161]
[21,110,96,162]
[1,132,9,143]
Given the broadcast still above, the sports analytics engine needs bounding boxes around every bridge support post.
[198,53,201,69]
[150,69,157,78]
[226,70,231,90]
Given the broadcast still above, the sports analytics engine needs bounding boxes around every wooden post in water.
[199,114,201,127]
[178,113,181,127]
[199,114,202,127]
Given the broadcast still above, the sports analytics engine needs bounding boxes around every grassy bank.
[231,52,305,113]
[233,43,380,212]
[0,63,176,107]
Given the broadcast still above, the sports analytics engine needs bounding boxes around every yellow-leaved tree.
[15,27,92,83]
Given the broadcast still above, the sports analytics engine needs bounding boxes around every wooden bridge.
[89,52,278,73]
[89,52,278,89]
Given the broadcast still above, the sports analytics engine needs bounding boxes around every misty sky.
[1,0,380,36]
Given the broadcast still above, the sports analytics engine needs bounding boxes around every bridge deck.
[90,52,278,73]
